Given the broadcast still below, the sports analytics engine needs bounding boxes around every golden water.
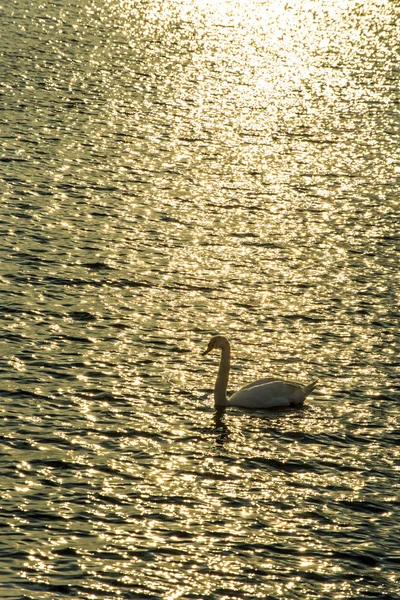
[0,0,399,598]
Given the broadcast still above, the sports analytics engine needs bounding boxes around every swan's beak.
[202,347,212,356]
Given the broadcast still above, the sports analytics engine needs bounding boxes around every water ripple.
[1,0,399,597]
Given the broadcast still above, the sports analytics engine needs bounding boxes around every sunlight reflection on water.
[0,0,399,597]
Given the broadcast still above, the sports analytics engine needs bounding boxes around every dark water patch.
[242,240,287,249]
[296,509,333,524]
[381,430,400,446]
[28,457,86,470]
[63,334,95,343]
[357,595,400,600]
[331,549,383,568]
[9,508,70,525]
[41,275,101,287]
[0,156,28,163]
[0,305,44,316]
[109,278,154,289]
[271,429,347,446]
[68,310,97,322]
[319,459,362,474]
[1,332,28,342]
[96,428,164,445]
[81,388,121,399]
[82,463,145,481]
[221,496,252,508]
[0,388,52,401]
[162,280,215,293]
[145,494,201,507]
[0,548,30,563]
[282,313,326,323]
[338,499,391,515]
[81,261,115,271]
[242,456,313,474]
[196,470,240,481]
[111,322,131,330]
[146,545,183,556]
[52,547,79,558]
[345,431,385,446]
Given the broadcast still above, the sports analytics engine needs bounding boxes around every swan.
[202,335,317,409]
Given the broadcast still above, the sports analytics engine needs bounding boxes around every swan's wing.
[239,378,304,391]
[240,377,279,390]
[229,381,304,409]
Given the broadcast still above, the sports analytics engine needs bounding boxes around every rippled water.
[1,0,399,598]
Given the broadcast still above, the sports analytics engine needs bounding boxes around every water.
[1,0,399,598]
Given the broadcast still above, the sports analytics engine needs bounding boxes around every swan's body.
[202,335,317,409]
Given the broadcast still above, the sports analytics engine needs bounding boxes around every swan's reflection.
[213,407,230,445]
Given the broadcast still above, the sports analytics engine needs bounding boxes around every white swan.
[202,335,317,409]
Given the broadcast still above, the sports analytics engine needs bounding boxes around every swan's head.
[202,335,229,355]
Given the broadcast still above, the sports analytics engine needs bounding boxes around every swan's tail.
[304,380,318,397]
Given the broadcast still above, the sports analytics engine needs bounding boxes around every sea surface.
[0,1,399,598]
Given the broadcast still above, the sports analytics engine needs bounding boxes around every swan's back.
[240,377,279,390]
[228,380,315,409]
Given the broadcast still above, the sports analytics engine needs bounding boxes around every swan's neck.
[214,343,230,407]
